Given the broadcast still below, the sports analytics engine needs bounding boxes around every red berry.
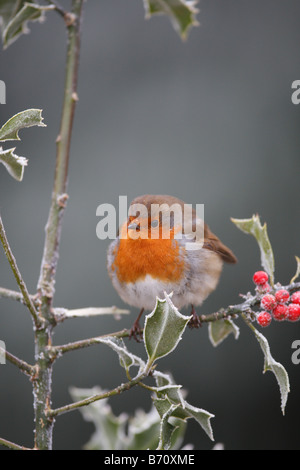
[275,289,290,304]
[260,282,271,293]
[253,271,269,286]
[261,294,277,311]
[272,304,289,321]
[288,303,300,322]
[257,311,272,327]
[291,291,300,305]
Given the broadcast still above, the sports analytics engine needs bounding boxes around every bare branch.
[0,216,41,327]
[48,372,148,418]
[0,437,31,451]
[0,346,36,377]
[54,329,130,356]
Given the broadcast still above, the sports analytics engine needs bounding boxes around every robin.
[107,195,237,339]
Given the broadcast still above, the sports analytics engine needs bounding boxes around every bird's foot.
[188,305,202,329]
[129,308,144,342]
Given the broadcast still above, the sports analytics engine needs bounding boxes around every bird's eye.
[151,219,159,228]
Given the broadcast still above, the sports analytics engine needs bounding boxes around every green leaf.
[183,402,214,441]
[156,384,185,407]
[158,405,180,450]
[153,370,175,387]
[69,386,128,450]
[70,387,186,450]
[143,0,199,40]
[249,324,290,415]
[231,215,275,286]
[144,293,191,368]
[208,319,240,347]
[153,396,214,442]
[0,147,27,181]
[97,336,145,375]
[290,256,300,284]
[126,407,161,450]
[0,109,46,142]
[0,1,55,49]
[0,0,25,30]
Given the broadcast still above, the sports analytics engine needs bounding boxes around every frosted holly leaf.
[232,215,275,286]
[290,256,300,284]
[96,336,145,375]
[0,109,46,142]
[153,396,214,444]
[126,405,186,450]
[69,386,128,450]
[208,318,240,347]
[0,147,27,181]
[144,293,191,369]
[153,370,175,387]
[251,326,290,415]
[0,1,55,49]
[0,109,46,181]
[143,0,199,40]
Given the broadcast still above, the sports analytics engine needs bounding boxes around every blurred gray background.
[0,0,300,450]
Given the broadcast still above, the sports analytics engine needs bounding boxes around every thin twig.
[48,372,148,418]
[45,0,66,17]
[54,329,130,356]
[53,306,130,321]
[199,281,300,324]
[0,346,36,377]
[0,437,31,451]
[0,216,41,327]
[0,287,25,303]
[37,0,83,314]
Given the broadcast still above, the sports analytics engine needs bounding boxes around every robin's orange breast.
[111,234,185,284]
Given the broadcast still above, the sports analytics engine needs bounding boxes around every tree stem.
[33,0,84,450]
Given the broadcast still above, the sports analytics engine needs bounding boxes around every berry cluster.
[253,271,300,327]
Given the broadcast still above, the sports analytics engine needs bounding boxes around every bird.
[107,194,237,339]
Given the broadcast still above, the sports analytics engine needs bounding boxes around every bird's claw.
[188,305,202,329]
[129,321,143,342]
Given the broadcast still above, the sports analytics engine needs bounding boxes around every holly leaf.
[290,256,300,284]
[0,109,46,181]
[0,109,46,142]
[231,215,275,286]
[208,319,240,347]
[143,0,199,40]
[0,1,55,49]
[144,293,191,368]
[69,386,128,450]
[0,147,27,181]
[97,336,145,375]
[250,325,290,415]
[153,395,214,444]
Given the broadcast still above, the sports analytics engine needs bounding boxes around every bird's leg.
[129,307,145,342]
[188,304,202,328]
